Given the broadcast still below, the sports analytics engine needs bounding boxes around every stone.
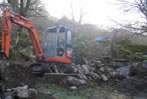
[116,66,130,78]
[78,74,88,80]
[110,72,117,77]
[101,74,108,81]
[70,86,78,90]
[5,96,12,99]
[12,85,38,98]
[142,60,147,68]
[98,64,105,68]
[47,91,53,96]
[89,72,100,80]
[99,67,105,72]
[12,85,29,98]
[64,76,87,86]
[81,65,89,74]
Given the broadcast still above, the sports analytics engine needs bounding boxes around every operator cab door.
[42,26,57,57]
[41,25,72,58]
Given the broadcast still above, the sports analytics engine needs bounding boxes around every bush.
[72,38,89,64]
[112,40,147,61]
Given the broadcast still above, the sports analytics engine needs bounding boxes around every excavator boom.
[1,9,43,59]
[1,9,72,64]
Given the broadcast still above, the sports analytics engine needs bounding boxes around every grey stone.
[65,76,87,86]
[116,66,130,78]
[81,65,89,74]
[70,86,78,90]
[101,74,108,81]
[99,67,105,72]
[89,72,100,80]
[5,96,12,99]
[12,85,38,98]
[110,71,117,77]
[78,73,88,80]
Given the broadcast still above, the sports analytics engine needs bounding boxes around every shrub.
[112,40,147,61]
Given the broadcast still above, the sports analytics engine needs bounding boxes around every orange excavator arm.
[1,9,43,59]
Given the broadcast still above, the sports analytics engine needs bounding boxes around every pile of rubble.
[60,41,114,86]
[62,41,136,86]
[60,58,147,92]
[59,58,131,86]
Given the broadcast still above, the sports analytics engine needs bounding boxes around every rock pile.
[63,58,147,92]
[62,59,132,86]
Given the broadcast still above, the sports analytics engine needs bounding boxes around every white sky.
[42,0,142,28]
[0,0,142,28]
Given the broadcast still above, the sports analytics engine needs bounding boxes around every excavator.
[0,9,73,75]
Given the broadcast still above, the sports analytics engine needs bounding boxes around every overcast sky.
[0,0,142,28]
[42,0,142,28]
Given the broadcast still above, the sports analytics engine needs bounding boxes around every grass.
[35,83,116,99]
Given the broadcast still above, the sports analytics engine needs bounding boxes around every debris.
[12,85,38,98]
[63,76,86,86]
[81,65,89,74]
[101,74,108,81]
[89,72,100,80]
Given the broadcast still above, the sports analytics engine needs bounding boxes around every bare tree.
[70,0,86,24]
[78,6,86,24]
[118,0,147,35]
[70,2,75,22]
[0,0,49,58]
[7,0,48,17]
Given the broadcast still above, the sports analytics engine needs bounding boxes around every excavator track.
[29,63,48,76]
[29,63,77,77]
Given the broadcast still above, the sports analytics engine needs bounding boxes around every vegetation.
[9,30,33,60]
[36,83,115,99]
[72,38,89,64]
[112,40,147,61]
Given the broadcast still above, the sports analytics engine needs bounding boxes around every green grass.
[35,83,116,99]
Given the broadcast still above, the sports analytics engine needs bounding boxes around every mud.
[3,63,41,87]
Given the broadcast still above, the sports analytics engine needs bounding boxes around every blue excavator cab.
[41,25,72,58]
